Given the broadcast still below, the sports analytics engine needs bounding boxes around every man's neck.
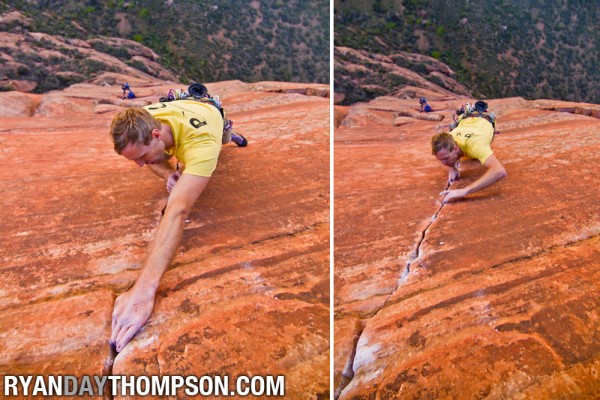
[160,123,175,148]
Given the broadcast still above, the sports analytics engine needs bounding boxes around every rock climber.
[121,82,130,99]
[419,97,432,112]
[431,100,507,203]
[108,96,243,352]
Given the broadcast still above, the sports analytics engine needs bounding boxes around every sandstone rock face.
[396,109,445,121]
[341,108,396,128]
[335,97,600,398]
[393,116,415,126]
[252,81,331,98]
[0,79,330,398]
[335,46,471,105]
[337,96,449,128]
[0,79,37,92]
[0,14,176,93]
[0,91,40,116]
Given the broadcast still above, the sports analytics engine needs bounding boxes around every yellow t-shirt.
[451,117,494,164]
[145,100,224,177]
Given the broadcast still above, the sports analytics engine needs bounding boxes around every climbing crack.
[400,180,451,285]
[102,344,117,400]
[334,324,364,399]
[335,181,451,398]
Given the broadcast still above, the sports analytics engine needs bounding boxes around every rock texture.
[0,77,330,398]
[0,10,176,93]
[334,46,471,105]
[335,94,600,398]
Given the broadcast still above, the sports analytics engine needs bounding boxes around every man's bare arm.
[146,155,174,180]
[440,154,507,203]
[147,157,183,192]
[110,173,210,352]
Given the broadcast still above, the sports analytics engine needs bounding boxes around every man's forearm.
[110,174,209,352]
[133,203,187,292]
[147,161,174,180]
[131,175,208,293]
[464,166,506,195]
[460,154,507,195]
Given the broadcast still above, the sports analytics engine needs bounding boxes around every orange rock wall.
[3,72,600,399]
[0,79,330,398]
[335,96,600,398]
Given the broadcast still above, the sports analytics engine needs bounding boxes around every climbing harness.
[450,101,496,132]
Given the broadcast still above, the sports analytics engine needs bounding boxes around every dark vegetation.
[1,0,329,92]
[335,0,600,103]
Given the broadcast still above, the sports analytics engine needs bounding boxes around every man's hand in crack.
[440,188,469,203]
[440,155,507,203]
[111,286,155,352]
[448,166,460,183]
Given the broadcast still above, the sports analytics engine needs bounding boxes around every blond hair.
[431,132,456,155]
[109,108,160,154]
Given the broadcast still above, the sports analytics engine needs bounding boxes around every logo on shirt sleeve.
[190,118,207,129]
